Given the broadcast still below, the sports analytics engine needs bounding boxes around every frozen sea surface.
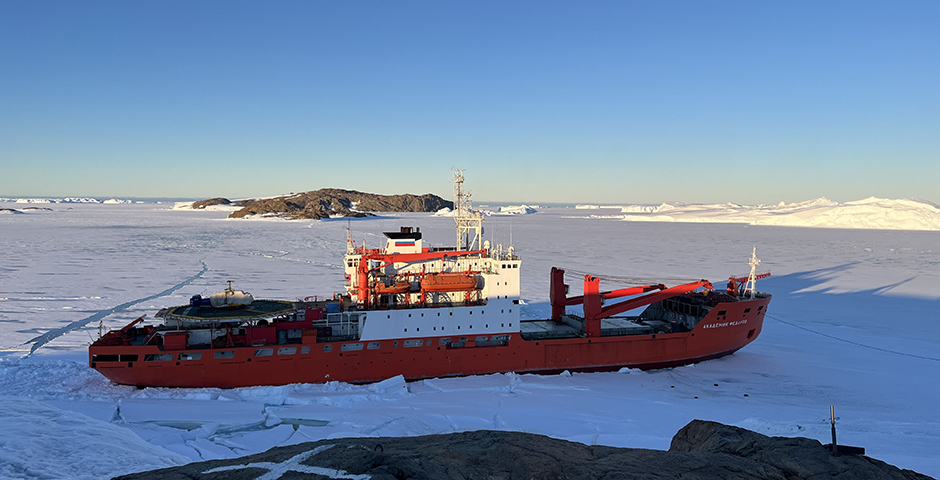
[1,203,938,478]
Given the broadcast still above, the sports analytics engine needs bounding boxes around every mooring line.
[766,313,940,362]
[22,260,209,356]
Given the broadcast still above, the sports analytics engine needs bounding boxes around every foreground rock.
[225,189,452,220]
[115,420,932,480]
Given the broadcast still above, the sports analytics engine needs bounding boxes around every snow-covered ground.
[1,202,938,479]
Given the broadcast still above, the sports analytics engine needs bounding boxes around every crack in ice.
[202,444,371,480]
[22,260,209,356]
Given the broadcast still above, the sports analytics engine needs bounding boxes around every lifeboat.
[421,274,478,292]
[374,281,412,295]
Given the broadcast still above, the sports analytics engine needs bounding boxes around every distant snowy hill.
[581,197,940,231]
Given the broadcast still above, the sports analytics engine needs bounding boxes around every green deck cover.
[165,300,297,321]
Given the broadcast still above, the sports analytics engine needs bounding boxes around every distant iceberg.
[0,197,135,204]
[490,205,538,215]
[436,205,538,216]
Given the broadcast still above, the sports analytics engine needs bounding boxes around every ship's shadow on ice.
[774,262,919,296]
[759,264,940,362]
[765,261,937,305]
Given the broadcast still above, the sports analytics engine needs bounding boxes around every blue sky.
[2,1,937,204]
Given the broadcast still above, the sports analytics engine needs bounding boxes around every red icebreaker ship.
[90,173,771,388]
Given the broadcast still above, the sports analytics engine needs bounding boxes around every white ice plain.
[1,202,939,479]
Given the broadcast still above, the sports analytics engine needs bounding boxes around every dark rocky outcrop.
[226,189,452,220]
[190,197,232,209]
[114,420,933,480]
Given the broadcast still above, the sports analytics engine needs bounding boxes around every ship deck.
[158,300,298,321]
[520,315,654,340]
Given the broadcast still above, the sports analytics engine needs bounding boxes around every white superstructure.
[342,225,521,342]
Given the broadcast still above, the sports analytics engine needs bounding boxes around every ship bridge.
[383,227,423,254]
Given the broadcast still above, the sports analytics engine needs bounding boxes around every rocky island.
[190,189,452,220]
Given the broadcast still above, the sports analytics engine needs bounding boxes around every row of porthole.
[404,321,513,333]
[384,308,513,321]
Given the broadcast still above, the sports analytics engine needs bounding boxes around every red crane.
[550,267,713,337]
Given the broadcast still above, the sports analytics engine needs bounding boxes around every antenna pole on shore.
[830,405,838,454]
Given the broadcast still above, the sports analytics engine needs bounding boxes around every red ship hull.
[90,295,768,388]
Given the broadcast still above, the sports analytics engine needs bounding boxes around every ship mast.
[746,246,761,299]
[452,168,483,251]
